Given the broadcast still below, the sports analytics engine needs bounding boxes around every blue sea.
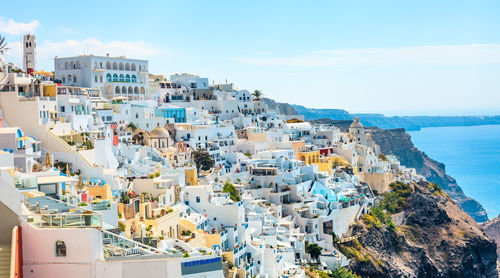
[408,125,500,220]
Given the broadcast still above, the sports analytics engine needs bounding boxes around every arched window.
[140,87,145,94]
[115,86,120,94]
[122,86,127,94]
[125,63,130,71]
[64,62,68,69]
[128,87,133,94]
[131,63,136,71]
[131,75,136,82]
[106,73,112,82]
[112,62,118,70]
[113,74,118,82]
[119,62,124,70]
[134,87,139,94]
[119,74,124,82]
[70,62,75,69]
[106,62,111,69]
[125,74,130,82]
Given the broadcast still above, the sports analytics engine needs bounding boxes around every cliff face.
[262,98,297,115]
[344,181,498,278]
[482,216,500,272]
[367,127,489,223]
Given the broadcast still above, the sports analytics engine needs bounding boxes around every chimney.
[106,53,110,57]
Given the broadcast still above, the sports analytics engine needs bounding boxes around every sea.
[408,125,500,220]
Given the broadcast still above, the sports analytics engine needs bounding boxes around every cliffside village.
[0,34,425,278]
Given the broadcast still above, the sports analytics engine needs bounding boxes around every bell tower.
[23,34,36,73]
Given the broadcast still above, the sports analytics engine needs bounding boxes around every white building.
[54,54,149,100]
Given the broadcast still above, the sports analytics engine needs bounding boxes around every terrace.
[22,193,102,228]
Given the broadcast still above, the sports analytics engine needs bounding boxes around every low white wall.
[21,220,103,278]
[95,257,181,278]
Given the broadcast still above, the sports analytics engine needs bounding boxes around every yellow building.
[42,84,56,97]
[84,183,112,200]
[291,141,305,160]
[298,150,321,165]
[185,168,198,186]
[298,151,348,175]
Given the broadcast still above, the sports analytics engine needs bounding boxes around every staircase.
[0,245,11,278]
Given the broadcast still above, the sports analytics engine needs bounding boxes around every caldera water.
[408,124,500,220]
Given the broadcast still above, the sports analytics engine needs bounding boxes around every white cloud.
[40,38,165,59]
[234,44,500,67]
[0,18,39,35]
[3,38,166,69]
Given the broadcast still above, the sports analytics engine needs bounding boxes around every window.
[119,74,124,82]
[135,113,138,119]
[113,74,118,82]
[73,75,77,82]
[196,196,200,203]
[60,106,65,112]
[95,75,98,83]
[100,75,103,83]
[106,73,112,82]
[131,75,136,82]
[125,74,130,82]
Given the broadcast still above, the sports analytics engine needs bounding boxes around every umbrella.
[44,152,52,167]
[78,173,83,190]
[17,136,32,141]
[66,163,70,176]
[86,174,90,186]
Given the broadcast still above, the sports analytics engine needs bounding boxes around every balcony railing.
[102,230,178,258]
[23,213,102,228]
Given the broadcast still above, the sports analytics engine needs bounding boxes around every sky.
[2,0,500,116]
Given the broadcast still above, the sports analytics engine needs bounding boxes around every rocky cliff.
[483,215,500,272]
[342,181,497,277]
[367,127,489,223]
[262,98,297,115]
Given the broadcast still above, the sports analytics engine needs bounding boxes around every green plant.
[223,182,241,202]
[192,149,214,171]
[378,153,388,161]
[118,221,126,232]
[0,35,9,55]
[183,252,190,258]
[128,122,137,132]
[428,182,443,194]
[78,202,87,207]
[252,90,263,101]
[330,266,361,278]
[305,243,322,261]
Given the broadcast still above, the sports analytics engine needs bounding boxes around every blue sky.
[2,0,500,115]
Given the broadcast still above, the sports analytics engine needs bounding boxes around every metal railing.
[22,194,103,228]
[23,213,102,228]
[101,230,179,258]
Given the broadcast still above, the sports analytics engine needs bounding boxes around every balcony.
[22,195,102,228]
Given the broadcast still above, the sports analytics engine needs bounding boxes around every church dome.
[150,127,170,138]
[350,117,363,128]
